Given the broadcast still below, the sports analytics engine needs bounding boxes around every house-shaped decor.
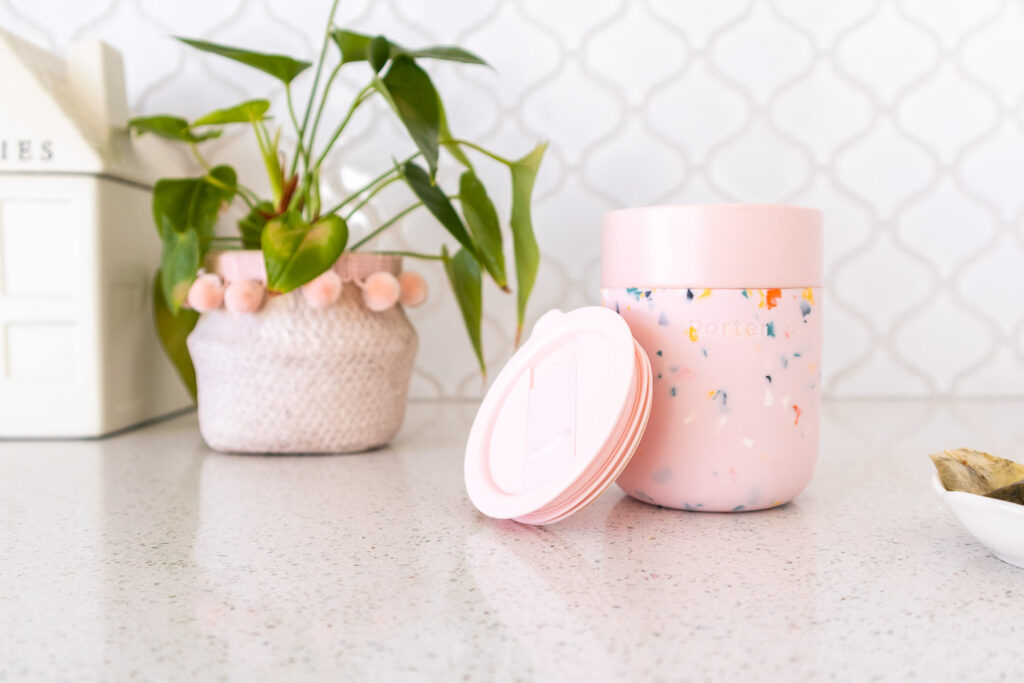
[0,29,191,437]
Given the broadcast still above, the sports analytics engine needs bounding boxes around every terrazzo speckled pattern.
[2,401,1023,681]
[604,286,821,512]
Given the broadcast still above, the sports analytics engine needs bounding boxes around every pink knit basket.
[187,252,417,453]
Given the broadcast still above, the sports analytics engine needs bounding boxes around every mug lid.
[464,307,653,525]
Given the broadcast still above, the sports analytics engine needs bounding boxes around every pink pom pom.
[301,270,343,309]
[361,271,401,312]
[187,273,224,312]
[398,271,428,308]
[223,280,266,314]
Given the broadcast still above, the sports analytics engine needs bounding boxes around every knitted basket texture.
[188,254,417,453]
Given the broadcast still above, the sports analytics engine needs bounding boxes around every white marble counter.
[2,400,1023,682]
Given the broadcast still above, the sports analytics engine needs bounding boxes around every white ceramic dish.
[932,473,1024,569]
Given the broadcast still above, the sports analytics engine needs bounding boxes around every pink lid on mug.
[601,204,822,289]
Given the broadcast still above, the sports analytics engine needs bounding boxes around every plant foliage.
[129,1,546,395]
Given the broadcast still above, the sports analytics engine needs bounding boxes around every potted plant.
[129,3,546,453]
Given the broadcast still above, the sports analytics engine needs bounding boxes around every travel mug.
[601,204,822,511]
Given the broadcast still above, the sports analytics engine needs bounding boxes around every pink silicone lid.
[602,203,822,289]
[464,307,653,525]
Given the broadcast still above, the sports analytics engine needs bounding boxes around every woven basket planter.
[187,253,418,454]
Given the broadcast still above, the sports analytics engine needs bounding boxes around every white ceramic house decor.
[0,30,190,437]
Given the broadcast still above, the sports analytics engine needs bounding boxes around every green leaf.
[259,124,284,204]
[443,246,485,375]
[332,29,373,64]
[367,35,390,72]
[176,37,311,85]
[508,142,547,342]
[399,160,476,256]
[153,271,199,401]
[459,170,506,289]
[439,98,473,170]
[160,227,200,313]
[128,115,220,143]
[380,57,440,175]
[330,29,489,67]
[192,99,270,126]
[238,201,275,249]
[262,211,348,293]
[152,166,236,242]
[205,164,237,197]
[152,166,236,311]
[400,45,487,65]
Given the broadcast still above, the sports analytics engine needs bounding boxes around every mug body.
[601,205,823,511]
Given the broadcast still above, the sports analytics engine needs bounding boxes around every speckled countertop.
[2,400,1023,682]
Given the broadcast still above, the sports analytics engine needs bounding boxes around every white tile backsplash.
[2,0,1022,397]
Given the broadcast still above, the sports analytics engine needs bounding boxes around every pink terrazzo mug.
[601,204,823,512]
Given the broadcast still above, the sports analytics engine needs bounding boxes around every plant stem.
[344,176,401,220]
[256,121,275,159]
[285,84,307,169]
[447,138,513,165]
[374,250,444,261]
[205,173,256,210]
[304,62,343,173]
[350,202,423,249]
[189,142,210,170]
[291,0,342,178]
[312,82,375,171]
[289,175,309,214]
[322,151,421,216]
[309,166,321,221]
[253,121,283,204]
[192,139,259,207]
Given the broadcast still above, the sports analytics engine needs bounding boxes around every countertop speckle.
[2,400,1023,682]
